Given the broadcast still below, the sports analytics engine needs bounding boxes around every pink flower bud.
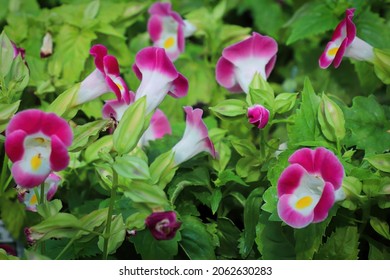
[247,104,270,129]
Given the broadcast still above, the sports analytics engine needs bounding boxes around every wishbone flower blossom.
[145,211,181,240]
[247,104,270,129]
[147,2,196,61]
[76,44,130,105]
[277,147,344,229]
[216,32,278,94]
[17,173,61,212]
[11,41,25,60]
[172,106,217,165]
[102,92,171,144]
[319,8,374,69]
[5,110,73,188]
[133,47,188,114]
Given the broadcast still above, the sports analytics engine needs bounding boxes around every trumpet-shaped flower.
[247,104,270,129]
[216,32,278,94]
[145,211,181,240]
[133,47,188,114]
[147,2,195,61]
[17,173,61,212]
[76,44,130,105]
[172,106,217,165]
[277,147,344,228]
[319,8,374,68]
[5,110,73,188]
[139,109,172,146]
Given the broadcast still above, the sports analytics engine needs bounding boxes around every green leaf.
[210,189,222,214]
[294,213,334,260]
[315,226,359,259]
[288,77,323,145]
[98,214,126,255]
[83,0,100,20]
[318,93,346,142]
[209,99,247,120]
[37,199,63,219]
[113,97,148,155]
[114,155,150,181]
[180,215,216,260]
[0,31,14,77]
[286,2,338,45]
[255,213,296,260]
[69,120,109,152]
[150,151,177,189]
[342,95,390,154]
[124,182,169,208]
[84,135,113,163]
[214,169,248,187]
[230,138,258,156]
[0,198,25,238]
[355,10,390,49]
[239,188,263,258]
[46,84,80,117]
[216,218,241,259]
[370,217,390,240]
[365,154,390,173]
[49,25,97,84]
[131,229,180,260]
[373,48,390,85]
[274,92,298,114]
[0,101,20,133]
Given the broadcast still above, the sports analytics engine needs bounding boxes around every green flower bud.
[318,94,346,142]
[210,99,247,120]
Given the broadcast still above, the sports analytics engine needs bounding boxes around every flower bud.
[318,94,346,142]
[145,211,181,240]
[40,32,53,58]
[247,104,270,129]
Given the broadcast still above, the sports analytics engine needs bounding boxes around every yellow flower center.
[35,137,45,144]
[116,82,123,91]
[328,47,339,56]
[31,154,42,171]
[164,37,175,49]
[295,196,313,209]
[30,194,38,205]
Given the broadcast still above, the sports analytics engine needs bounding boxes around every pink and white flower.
[319,8,374,69]
[133,47,188,114]
[216,32,278,94]
[277,147,344,228]
[5,109,73,188]
[172,106,217,165]
[247,104,270,129]
[17,173,61,212]
[147,2,195,61]
[145,211,181,240]
[139,109,172,146]
[76,44,130,105]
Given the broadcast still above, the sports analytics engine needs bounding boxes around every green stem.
[102,169,118,260]
[55,235,77,260]
[0,154,9,194]
[39,182,45,204]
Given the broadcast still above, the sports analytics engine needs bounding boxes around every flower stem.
[102,169,118,260]
[0,154,9,194]
[40,181,45,205]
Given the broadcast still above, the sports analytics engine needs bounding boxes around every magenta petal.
[184,106,208,138]
[277,194,314,229]
[6,109,44,136]
[288,148,316,173]
[277,163,307,196]
[12,162,48,188]
[134,47,178,79]
[222,32,278,65]
[145,211,181,240]
[5,130,27,162]
[41,112,73,147]
[313,147,344,190]
[312,182,335,223]
[215,57,242,92]
[332,38,348,68]
[103,55,120,76]
[168,73,188,98]
[148,2,172,16]
[265,55,277,78]
[148,15,163,42]
[332,8,356,47]
[150,109,172,139]
[49,135,70,172]
[90,44,108,73]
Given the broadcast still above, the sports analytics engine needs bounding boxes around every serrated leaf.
[131,229,180,260]
[0,198,25,238]
[370,217,390,240]
[315,226,359,259]
[342,95,390,154]
[124,182,169,208]
[210,189,222,214]
[214,169,248,187]
[355,10,390,48]
[286,2,338,45]
[216,218,241,259]
[180,216,216,260]
[239,188,263,258]
[255,213,296,260]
